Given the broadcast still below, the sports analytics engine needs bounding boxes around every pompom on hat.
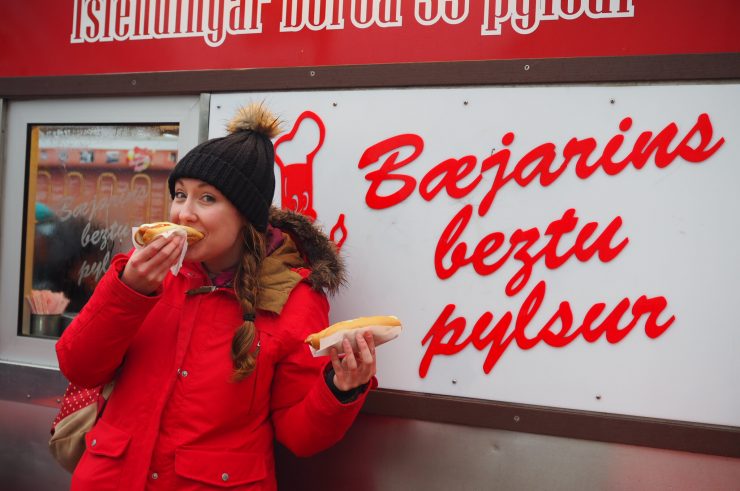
[168,103,282,232]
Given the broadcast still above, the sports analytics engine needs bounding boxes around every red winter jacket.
[56,209,372,491]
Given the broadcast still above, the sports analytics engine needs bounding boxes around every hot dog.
[134,222,204,246]
[304,315,401,350]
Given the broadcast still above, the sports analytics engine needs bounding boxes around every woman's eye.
[174,191,186,200]
[201,194,216,203]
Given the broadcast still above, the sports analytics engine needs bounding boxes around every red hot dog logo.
[274,111,347,249]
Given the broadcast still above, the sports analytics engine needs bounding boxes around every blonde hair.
[231,223,266,381]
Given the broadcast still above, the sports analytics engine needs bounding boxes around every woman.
[56,104,377,490]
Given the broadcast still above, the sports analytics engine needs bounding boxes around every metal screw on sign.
[596,394,602,400]
[610,99,615,104]
[309,70,316,77]
[513,415,520,423]
[332,102,338,107]
[131,79,137,86]
[452,379,457,384]
[464,101,469,106]
[217,105,222,109]
[524,65,530,71]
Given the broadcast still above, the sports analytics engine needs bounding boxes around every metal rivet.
[131,79,137,86]
[151,472,158,480]
[56,398,61,404]
[181,370,189,377]
[332,102,338,107]
[91,439,97,447]
[610,99,615,104]
[222,473,229,482]
[596,394,602,400]
[513,416,520,423]
[26,394,31,399]
[463,101,468,105]
[309,70,316,77]
[216,105,222,109]
[524,65,530,71]
[452,379,457,384]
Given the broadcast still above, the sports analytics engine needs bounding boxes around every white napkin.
[130,226,188,276]
[309,323,402,357]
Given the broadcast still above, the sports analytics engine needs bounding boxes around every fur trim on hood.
[268,207,346,295]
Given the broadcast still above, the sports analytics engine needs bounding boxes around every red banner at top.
[2,0,738,78]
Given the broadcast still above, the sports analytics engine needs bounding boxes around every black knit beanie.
[168,104,282,232]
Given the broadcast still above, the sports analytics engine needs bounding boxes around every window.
[1,97,201,367]
[21,124,180,338]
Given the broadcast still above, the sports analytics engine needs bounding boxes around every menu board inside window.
[20,124,180,338]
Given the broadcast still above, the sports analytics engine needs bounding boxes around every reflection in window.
[21,124,180,338]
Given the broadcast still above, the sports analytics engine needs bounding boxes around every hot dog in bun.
[304,315,401,350]
[134,222,204,246]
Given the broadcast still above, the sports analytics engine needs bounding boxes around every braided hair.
[231,223,267,381]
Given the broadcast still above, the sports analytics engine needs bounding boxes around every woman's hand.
[330,331,377,392]
[121,235,184,295]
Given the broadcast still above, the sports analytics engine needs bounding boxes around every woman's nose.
[174,200,197,223]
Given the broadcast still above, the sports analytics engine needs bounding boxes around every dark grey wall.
[1,363,738,491]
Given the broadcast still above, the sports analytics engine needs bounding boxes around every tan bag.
[49,381,114,472]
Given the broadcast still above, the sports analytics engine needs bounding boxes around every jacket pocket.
[174,448,266,488]
[71,420,131,490]
[84,419,131,458]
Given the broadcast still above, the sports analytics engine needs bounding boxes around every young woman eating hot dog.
[56,103,377,490]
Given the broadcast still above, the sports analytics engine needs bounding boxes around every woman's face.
[170,178,246,273]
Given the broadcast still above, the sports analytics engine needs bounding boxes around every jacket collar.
[182,208,346,315]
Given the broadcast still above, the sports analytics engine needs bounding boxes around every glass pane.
[20,124,180,338]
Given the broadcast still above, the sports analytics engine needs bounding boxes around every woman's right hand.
[120,235,185,295]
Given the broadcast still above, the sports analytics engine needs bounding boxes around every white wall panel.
[213,84,739,426]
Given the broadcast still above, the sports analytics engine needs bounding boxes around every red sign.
[1,1,738,78]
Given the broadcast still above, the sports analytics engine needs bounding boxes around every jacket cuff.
[323,365,369,404]
[110,253,164,301]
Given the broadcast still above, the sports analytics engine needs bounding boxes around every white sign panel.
[211,84,739,427]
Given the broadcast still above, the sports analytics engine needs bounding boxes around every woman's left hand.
[330,331,377,392]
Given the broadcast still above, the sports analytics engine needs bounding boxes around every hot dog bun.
[134,222,204,246]
[304,315,401,350]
